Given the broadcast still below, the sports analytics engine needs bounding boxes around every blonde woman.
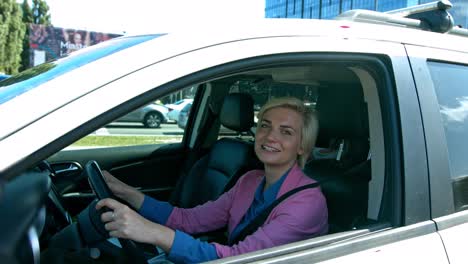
[97,96,328,263]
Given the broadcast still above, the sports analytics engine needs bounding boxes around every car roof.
[2,19,466,139]
[135,18,468,52]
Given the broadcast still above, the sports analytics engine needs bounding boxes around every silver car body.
[1,18,467,264]
[166,98,193,122]
[177,102,192,129]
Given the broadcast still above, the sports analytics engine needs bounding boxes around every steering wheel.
[37,161,72,243]
[84,160,147,263]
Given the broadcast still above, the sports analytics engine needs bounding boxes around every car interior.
[169,93,261,210]
[2,60,396,263]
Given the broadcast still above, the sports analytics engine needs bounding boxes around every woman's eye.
[281,130,292,135]
[260,123,269,128]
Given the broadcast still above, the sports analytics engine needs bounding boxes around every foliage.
[0,62,55,87]
[31,0,51,25]
[0,0,26,74]
[20,1,32,72]
[21,0,33,24]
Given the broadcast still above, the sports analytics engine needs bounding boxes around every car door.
[47,142,187,215]
[405,44,468,264]
[51,36,443,263]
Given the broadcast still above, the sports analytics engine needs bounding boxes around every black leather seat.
[170,93,261,208]
[304,84,371,233]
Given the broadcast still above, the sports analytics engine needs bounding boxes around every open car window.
[62,59,390,239]
[178,62,389,236]
[71,86,197,148]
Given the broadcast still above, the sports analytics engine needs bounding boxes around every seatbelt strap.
[229,181,321,245]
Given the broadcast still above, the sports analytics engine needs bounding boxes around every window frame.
[179,53,406,229]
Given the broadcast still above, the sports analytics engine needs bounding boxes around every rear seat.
[304,84,371,234]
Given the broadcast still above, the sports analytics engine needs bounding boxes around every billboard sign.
[29,24,122,67]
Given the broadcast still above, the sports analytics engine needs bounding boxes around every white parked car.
[0,2,467,263]
[114,103,169,128]
[166,98,193,122]
[177,102,192,129]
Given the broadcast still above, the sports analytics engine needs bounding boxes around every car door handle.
[54,163,80,174]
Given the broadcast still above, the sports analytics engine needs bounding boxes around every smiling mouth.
[261,144,280,152]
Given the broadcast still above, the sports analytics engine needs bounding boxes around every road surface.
[96,122,184,136]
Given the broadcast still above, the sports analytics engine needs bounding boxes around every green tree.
[21,0,32,24]
[20,0,33,71]
[0,0,26,74]
[20,0,51,71]
[31,0,51,25]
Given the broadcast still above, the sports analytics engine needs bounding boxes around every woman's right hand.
[102,171,145,210]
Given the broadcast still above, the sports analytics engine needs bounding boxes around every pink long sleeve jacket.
[166,163,328,259]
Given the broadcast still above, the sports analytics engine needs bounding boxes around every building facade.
[265,0,468,29]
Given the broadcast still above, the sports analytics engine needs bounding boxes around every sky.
[44,0,265,35]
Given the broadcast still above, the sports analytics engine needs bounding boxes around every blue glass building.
[265,0,468,28]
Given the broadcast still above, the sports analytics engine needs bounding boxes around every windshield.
[0,34,163,105]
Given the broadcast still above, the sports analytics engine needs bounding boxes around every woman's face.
[255,106,304,171]
[74,33,82,44]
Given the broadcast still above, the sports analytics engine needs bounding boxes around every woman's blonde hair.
[256,97,319,168]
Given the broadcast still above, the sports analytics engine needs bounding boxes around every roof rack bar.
[335,9,422,28]
[385,0,452,17]
[448,26,468,37]
[335,0,456,34]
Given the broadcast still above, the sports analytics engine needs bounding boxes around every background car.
[177,102,192,129]
[114,103,169,128]
[166,98,193,122]
[177,100,248,133]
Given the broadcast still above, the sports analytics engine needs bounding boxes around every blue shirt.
[228,172,288,244]
[140,195,219,263]
[139,170,289,263]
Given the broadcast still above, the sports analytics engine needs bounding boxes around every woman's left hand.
[96,198,165,245]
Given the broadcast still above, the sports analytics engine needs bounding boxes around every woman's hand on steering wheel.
[85,160,176,259]
[85,160,148,263]
[96,198,174,249]
[102,171,145,210]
